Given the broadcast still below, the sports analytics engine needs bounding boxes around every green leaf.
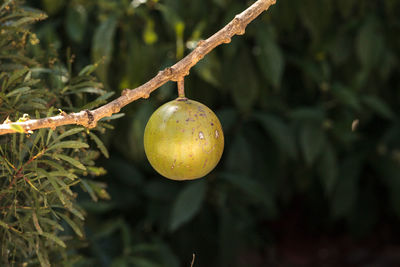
[9,14,46,27]
[290,107,325,121]
[10,124,25,133]
[66,4,87,43]
[129,101,154,161]
[71,87,106,95]
[317,143,338,195]
[0,220,10,230]
[81,180,110,200]
[46,128,54,146]
[157,4,182,29]
[51,127,84,144]
[193,51,221,87]
[35,243,51,267]
[299,0,333,41]
[220,173,276,216]
[225,133,252,176]
[372,157,400,219]
[6,87,31,97]
[99,113,125,121]
[40,232,66,248]
[39,218,64,231]
[54,154,86,170]
[0,0,13,12]
[5,68,29,88]
[128,257,162,267]
[78,63,99,76]
[48,171,77,181]
[88,132,109,158]
[169,181,206,232]
[41,0,65,15]
[92,16,118,83]
[337,0,357,18]
[256,26,284,89]
[230,51,259,112]
[37,160,68,173]
[331,156,362,218]
[47,141,89,151]
[47,175,66,205]
[253,113,297,159]
[0,156,13,174]
[299,123,325,165]
[57,213,83,238]
[362,95,394,119]
[65,205,85,221]
[80,179,98,202]
[356,17,384,69]
[331,85,361,111]
[81,92,114,110]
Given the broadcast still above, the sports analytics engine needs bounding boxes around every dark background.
[28,0,400,266]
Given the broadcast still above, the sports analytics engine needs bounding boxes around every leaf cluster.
[0,1,112,265]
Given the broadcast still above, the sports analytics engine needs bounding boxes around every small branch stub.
[178,79,185,98]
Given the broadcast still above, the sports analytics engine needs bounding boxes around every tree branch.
[0,0,276,135]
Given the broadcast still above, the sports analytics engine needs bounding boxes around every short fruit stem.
[177,79,185,98]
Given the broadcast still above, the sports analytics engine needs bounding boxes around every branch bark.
[0,0,276,135]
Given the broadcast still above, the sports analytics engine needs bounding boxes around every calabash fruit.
[144,97,224,180]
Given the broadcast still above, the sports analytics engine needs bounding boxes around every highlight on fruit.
[143,97,224,180]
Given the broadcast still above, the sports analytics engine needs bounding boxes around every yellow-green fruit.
[144,97,224,180]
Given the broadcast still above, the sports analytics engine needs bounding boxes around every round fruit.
[144,97,224,180]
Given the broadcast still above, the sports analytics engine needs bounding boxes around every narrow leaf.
[35,244,51,267]
[51,127,84,144]
[80,179,98,202]
[256,26,284,89]
[40,232,66,248]
[99,113,125,121]
[54,154,86,170]
[10,124,25,133]
[299,123,325,165]
[362,95,394,119]
[88,132,109,158]
[169,181,206,232]
[57,213,83,238]
[220,173,275,216]
[6,86,31,97]
[253,113,296,159]
[39,218,64,231]
[92,17,118,83]
[78,64,98,76]
[47,176,66,204]
[47,141,88,151]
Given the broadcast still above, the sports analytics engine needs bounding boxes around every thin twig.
[190,253,196,267]
[0,0,276,135]
[0,149,46,201]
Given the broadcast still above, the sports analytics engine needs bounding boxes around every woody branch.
[0,0,276,135]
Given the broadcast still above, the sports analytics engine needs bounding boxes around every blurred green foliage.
[21,0,400,265]
[0,1,115,265]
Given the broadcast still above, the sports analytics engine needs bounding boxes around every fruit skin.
[144,97,224,180]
